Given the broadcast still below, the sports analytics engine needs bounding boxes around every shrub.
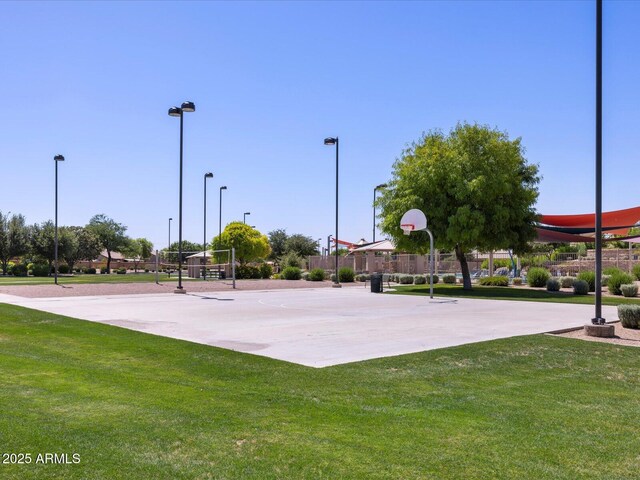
[301,272,310,281]
[601,275,611,287]
[58,264,70,274]
[281,266,302,280]
[576,271,596,292]
[84,267,97,274]
[27,262,34,271]
[603,266,623,276]
[414,275,426,285]
[573,280,589,295]
[618,304,640,328]
[443,274,456,284]
[12,263,28,277]
[258,263,273,279]
[309,268,325,281]
[338,267,355,283]
[608,272,635,295]
[279,252,305,270]
[116,267,127,274]
[513,277,523,286]
[235,264,261,279]
[527,267,550,287]
[355,274,370,282]
[330,273,337,282]
[560,276,575,288]
[32,264,50,277]
[398,274,414,285]
[546,278,561,292]
[144,268,149,273]
[621,284,638,298]
[382,273,392,283]
[271,273,281,280]
[633,264,640,281]
[478,276,509,287]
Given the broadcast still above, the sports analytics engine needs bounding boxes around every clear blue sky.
[1,0,638,251]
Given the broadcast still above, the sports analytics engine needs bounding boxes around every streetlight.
[243,212,251,224]
[54,154,64,285]
[324,137,340,287]
[373,183,388,243]
[219,186,227,238]
[168,100,196,293]
[203,172,213,280]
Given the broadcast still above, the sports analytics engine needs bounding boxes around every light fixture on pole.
[203,172,213,281]
[219,186,227,238]
[373,183,388,243]
[54,154,65,285]
[324,137,340,287]
[243,212,250,224]
[168,101,196,293]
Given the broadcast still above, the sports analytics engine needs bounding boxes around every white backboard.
[400,209,427,231]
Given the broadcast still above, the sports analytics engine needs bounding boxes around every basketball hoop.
[401,224,415,236]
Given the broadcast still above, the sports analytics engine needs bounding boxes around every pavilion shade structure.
[535,206,640,243]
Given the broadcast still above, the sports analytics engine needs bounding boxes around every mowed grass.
[1,304,640,479]
[389,283,640,306]
[0,273,200,286]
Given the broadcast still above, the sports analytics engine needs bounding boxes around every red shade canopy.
[540,206,640,236]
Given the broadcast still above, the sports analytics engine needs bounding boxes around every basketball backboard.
[400,209,427,234]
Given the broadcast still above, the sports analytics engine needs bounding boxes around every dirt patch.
[0,279,362,299]
[552,322,640,348]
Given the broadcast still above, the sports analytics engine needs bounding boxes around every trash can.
[370,273,383,293]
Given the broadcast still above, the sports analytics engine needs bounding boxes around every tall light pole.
[203,172,213,280]
[324,137,340,287]
[593,0,605,325]
[243,212,250,224]
[168,101,196,293]
[54,154,64,285]
[373,183,388,243]
[219,186,227,238]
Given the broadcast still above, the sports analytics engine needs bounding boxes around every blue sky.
[1,0,638,251]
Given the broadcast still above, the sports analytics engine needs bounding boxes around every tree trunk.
[455,244,472,290]
[107,251,112,274]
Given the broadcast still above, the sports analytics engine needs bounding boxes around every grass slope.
[390,283,640,305]
[1,304,639,479]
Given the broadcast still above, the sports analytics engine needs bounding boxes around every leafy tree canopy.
[0,212,30,274]
[284,234,319,257]
[268,229,288,260]
[378,122,540,289]
[86,214,129,273]
[212,222,270,264]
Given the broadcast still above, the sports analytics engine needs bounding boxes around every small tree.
[211,222,270,264]
[0,212,30,274]
[378,123,540,289]
[163,240,203,264]
[86,214,129,273]
[123,238,153,272]
[30,221,73,273]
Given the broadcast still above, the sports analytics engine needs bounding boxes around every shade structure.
[540,206,640,236]
[350,240,396,253]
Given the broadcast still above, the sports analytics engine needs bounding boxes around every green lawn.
[1,304,639,479]
[389,283,640,305]
[0,273,202,286]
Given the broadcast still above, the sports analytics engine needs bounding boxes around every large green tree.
[86,214,129,273]
[163,241,203,264]
[60,226,102,272]
[0,212,30,274]
[285,234,319,257]
[267,229,288,260]
[30,221,74,272]
[211,222,270,264]
[378,123,540,289]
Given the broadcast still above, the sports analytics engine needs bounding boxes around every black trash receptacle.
[370,273,383,293]
[219,270,226,280]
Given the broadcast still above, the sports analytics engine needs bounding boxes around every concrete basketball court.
[0,288,617,367]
